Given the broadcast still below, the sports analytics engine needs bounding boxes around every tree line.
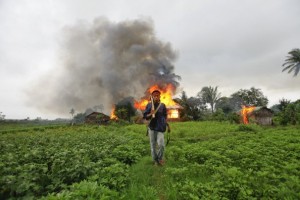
[70,48,300,125]
[69,86,299,126]
[173,86,268,122]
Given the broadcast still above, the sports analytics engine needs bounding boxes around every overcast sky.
[1,0,300,119]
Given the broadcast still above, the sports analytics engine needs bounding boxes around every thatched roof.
[250,107,273,117]
[238,106,274,125]
[85,112,110,124]
[237,106,273,116]
[167,104,183,109]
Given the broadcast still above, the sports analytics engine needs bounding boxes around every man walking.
[143,90,168,166]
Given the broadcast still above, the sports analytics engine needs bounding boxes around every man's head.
[151,90,161,103]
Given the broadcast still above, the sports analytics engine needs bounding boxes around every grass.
[1,121,300,199]
[123,156,162,200]
[122,122,300,199]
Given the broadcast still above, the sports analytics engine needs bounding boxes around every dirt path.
[152,164,167,200]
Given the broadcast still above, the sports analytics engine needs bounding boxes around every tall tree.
[270,98,291,114]
[197,86,221,113]
[277,98,291,112]
[228,94,244,112]
[282,48,300,77]
[115,108,128,121]
[69,108,75,117]
[279,99,300,125]
[69,108,75,125]
[175,91,207,120]
[215,97,233,114]
[175,91,188,117]
[115,97,136,122]
[230,87,268,107]
[0,112,5,120]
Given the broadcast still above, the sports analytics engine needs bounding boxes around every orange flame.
[134,84,177,110]
[168,109,179,119]
[110,106,118,120]
[241,105,255,124]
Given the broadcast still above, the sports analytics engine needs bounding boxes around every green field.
[1,122,299,199]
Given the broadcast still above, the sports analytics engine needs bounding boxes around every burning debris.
[27,17,181,117]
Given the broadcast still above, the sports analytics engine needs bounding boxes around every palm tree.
[0,112,5,120]
[282,48,300,77]
[197,86,221,113]
[70,108,75,117]
[70,108,75,125]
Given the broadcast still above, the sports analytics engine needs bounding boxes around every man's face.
[152,92,160,103]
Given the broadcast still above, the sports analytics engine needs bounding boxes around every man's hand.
[147,110,155,118]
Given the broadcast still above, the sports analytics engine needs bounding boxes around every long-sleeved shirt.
[143,101,167,132]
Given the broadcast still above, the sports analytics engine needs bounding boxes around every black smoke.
[27,17,180,116]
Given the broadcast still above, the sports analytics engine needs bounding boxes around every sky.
[0,0,300,120]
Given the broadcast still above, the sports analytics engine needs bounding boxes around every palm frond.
[282,61,293,67]
[282,48,300,76]
[282,63,295,72]
[287,65,296,73]
[293,63,300,77]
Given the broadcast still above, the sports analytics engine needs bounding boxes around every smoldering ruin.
[26,17,181,116]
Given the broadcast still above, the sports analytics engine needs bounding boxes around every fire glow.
[110,106,118,120]
[134,84,180,119]
[109,84,180,119]
[167,107,179,118]
[241,105,256,124]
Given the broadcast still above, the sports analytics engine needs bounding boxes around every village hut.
[251,107,274,125]
[167,104,183,122]
[85,112,110,125]
[239,106,274,125]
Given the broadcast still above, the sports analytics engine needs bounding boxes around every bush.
[228,112,240,124]
[43,180,119,199]
[237,125,256,132]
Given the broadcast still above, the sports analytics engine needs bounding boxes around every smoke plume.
[27,17,180,116]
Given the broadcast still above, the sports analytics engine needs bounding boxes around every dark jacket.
[143,102,167,132]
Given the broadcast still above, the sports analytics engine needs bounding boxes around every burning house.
[239,106,273,125]
[134,84,182,121]
[166,104,183,120]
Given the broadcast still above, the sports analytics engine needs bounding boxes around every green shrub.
[237,125,256,132]
[43,180,119,200]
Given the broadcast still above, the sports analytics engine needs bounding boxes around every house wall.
[245,109,273,125]
[167,108,179,119]
[255,116,273,125]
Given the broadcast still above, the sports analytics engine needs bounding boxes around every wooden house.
[166,104,183,122]
[239,106,274,125]
[85,112,110,125]
[251,107,274,125]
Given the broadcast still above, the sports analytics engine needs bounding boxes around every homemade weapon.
[150,95,155,118]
